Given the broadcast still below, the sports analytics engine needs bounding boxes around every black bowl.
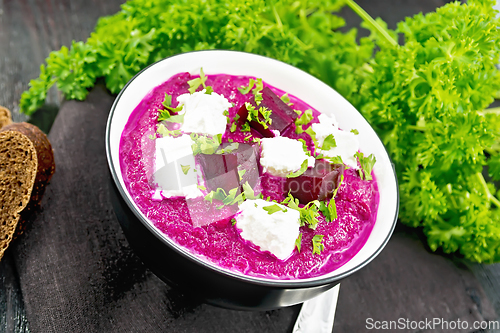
[105,50,399,310]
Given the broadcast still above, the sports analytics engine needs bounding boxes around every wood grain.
[0,0,499,332]
[0,0,124,331]
[0,0,123,122]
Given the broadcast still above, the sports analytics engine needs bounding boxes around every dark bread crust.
[1,123,56,205]
[0,131,38,260]
[0,106,12,129]
[0,122,55,236]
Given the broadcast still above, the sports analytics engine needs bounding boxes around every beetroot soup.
[119,71,379,280]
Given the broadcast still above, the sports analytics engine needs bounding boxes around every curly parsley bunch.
[351,0,500,263]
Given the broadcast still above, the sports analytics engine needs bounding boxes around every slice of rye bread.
[1,122,56,206]
[0,131,38,260]
[0,106,12,128]
[0,122,55,260]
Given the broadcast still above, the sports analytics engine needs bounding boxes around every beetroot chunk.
[237,86,298,137]
[196,143,261,193]
[285,160,345,204]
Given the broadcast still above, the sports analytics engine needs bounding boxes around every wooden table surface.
[1,1,500,332]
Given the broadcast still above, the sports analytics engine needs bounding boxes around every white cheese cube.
[259,137,315,177]
[177,90,232,137]
[236,199,301,261]
[153,134,202,198]
[311,116,359,169]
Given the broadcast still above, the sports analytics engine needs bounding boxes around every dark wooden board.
[0,1,124,331]
[1,1,499,332]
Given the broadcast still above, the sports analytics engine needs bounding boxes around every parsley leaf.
[204,188,227,204]
[295,109,313,134]
[180,164,190,175]
[238,78,256,95]
[190,133,221,155]
[312,235,325,255]
[187,68,212,94]
[282,193,321,229]
[156,123,181,138]
[252,78,264,104]
[319,199,337,222]
[245,102,272,130]
[320,134,337,151]
[263,204,288,215]
[158,93,184,122]
[281,93,291,104]
[286,159,309,178]
[295,233,302,253]
[355,151,376,181]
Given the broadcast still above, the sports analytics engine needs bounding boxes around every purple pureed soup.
[119,72,379,280]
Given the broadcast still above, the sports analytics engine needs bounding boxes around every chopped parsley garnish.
[190,133,222,155]
[238,78,264,104]
[161,93,182,112]
[286,159,309,178]
[229,114,240,133]
[156,123,181,138]
[222,188,241,206]
[245,102,272,129]
[295,109,313,134]
[304,126,318,149]
[319,199,337,222]
[252,78,264,104]
[282,193,321,230]
[180,164,190,175]
[238,169,246,180]
[241,122,251,132]
[215,142,239,154]
[204,181,262,207]
[312,235,325,255]
[295,233,302,253]
[158,93,184,122]
[238,78,256,95]
[320,134,337,150]
[230,121,237,132]
[231,218,237,226]
[163,113,185,124]
[187,68,213,94]
[316,154,344,166]
[263,204,288,215]
[351,129,359,135]
[204,188,228,204]
[242,181,260,200]
[355,151,376,181]
[281,93,291,105]
[319,175,344,222]
[319,175,343,222]
[158,93,184,123]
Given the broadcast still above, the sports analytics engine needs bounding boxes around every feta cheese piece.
[176,90,232,137]
[260,136,315,177]
[236,199,300,261]
[317,113,339,128]
[153,134,202,198]
[311,115,359,169]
